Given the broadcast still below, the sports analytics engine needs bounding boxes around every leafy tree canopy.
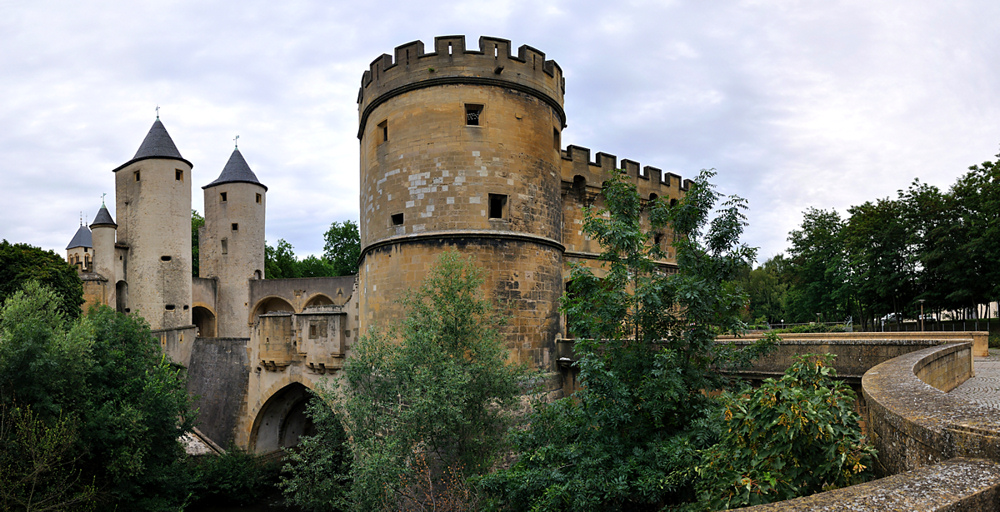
[0,240,83,319]
[482,169,773,510]
[323,220,361,276]
[0,281,193,511]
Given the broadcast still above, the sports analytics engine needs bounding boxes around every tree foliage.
[323,220,361,276]
[0,282,193,511]
[328,250,528,511]
[279,390,351,511]
[744,146,1000,328]
[482,169,773,510]
[697,354,875,509]
[191,209,204,277]
[0,240,83,319]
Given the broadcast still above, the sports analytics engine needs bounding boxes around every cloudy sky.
[3,1,998,263]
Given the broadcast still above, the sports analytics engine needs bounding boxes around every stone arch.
[192,305,217,337]
[250,296,295,324]
[248,381,316,454]
[303,293,334,310]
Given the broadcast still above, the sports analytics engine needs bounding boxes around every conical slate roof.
[90,205,117,228]
[112,119,193,172]
[203,148,267,190]
[66,224,92,250]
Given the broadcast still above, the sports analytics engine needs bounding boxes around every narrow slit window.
[220,192,227,202]
[232,223,239,231]
[553,127,560,150]
[391,213,404,226]
[134,170,141,182]
[488,194,507,219]
[221,238,228,255]
[175,169,183,181]
[256,193,262,204]
[377,120,388,144]
[466,104,483,126]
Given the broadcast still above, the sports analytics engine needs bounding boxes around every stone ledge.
[732,458,1000,511]
[863,343,1000,475]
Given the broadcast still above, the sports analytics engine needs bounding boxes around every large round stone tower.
[357,36,567,368]
[112,118,194,330]
[200,147,267,338]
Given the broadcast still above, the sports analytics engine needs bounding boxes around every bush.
[188,448,283,507]
[696,354,876,509]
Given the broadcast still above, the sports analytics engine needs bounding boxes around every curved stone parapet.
[732,458,1000,511]
[863,342,1000,474]
[734,342,1000,511]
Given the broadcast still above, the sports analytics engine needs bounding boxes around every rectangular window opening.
[232,223,239,231]
[160,255,172,261]
[553,127,560,150]
[377,120,388,144]
[134,171,140,182]
[221,238,228,255]
[391,213,404,226]
[466,104,483,126]
[165,304,176,311]
[488,194,507,219]
[175,169,183,181]
[256,193,262,204]
[220,192,228,202]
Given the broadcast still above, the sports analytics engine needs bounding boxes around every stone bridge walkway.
[949,348,1000,409]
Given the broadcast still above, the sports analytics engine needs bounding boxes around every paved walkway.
[949,348,1000,409]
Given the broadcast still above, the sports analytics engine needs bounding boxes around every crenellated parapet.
[560,145,691,199]
[357,35,566,138]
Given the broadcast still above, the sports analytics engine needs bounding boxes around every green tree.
[843,198,916,329]
[323,220,361,276]
[330,250,527,511]
[279,390,351,511]
[297,255,338,278]
[482,169,773,510]
[738,255,792,325]
[0,405,97,511]
[191,209,204,277]
[785,208,848,323]
[0,282,194,511]
[265,239,300,279]
[0,240,83,319]
[697,354,875,509]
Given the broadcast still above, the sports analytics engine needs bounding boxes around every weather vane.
[80,211,83,226]
[101,192,107,207]
[156,105,160,120]
[234,135,239,149]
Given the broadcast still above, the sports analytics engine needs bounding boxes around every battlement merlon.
[357,36,567,139]
[560,145,692,196]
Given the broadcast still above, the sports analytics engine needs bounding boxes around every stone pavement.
[949,348,1000,409]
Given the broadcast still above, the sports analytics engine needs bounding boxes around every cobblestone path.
[950,348,1000,409]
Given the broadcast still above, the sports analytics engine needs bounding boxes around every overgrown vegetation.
[284,250,529,511]
[697,354,875,508]
[480,169,775,510]
[0,281,193,511]
[187,448,283,508]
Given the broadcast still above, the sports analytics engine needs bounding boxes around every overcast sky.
[3,1,998,263]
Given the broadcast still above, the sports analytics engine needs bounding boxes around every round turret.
[357,36,567,367]
[112,118,193,330]
[89,203,117,303]
[201,147,266,338]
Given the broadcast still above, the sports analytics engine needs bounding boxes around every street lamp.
[918,299,926,332]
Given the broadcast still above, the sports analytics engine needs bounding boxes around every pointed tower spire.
[112,117,192,172]
[203,147,267,190]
